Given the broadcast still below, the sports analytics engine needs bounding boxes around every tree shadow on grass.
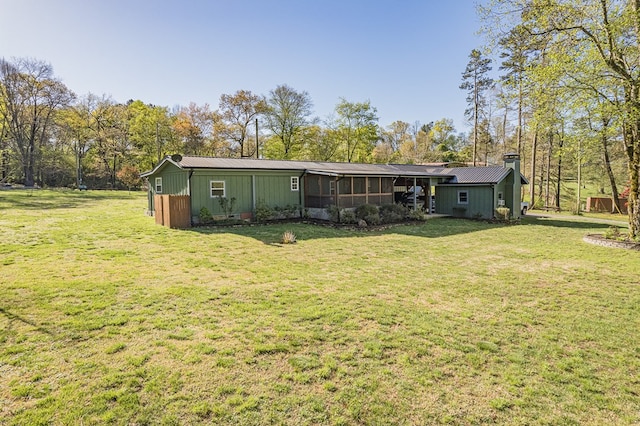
[0,189,143,211]
[521,215,623,230]
[0,307,54,336]
[186,217,512,245]
[185,215,622,245]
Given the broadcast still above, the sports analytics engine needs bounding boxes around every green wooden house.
[141,155,454,223]
[434,153,528,219]
[141,154,526,226]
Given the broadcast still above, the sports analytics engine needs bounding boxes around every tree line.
[466,0,638,238]
[2,0,639,239]
[0,57,469,191]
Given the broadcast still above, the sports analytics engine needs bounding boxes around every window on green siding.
[210,181,225,198]
[291,176,299,191]
[155,177,163,193]
[353,177,366,194]
[458,190,469,204]
[368,177,380,194]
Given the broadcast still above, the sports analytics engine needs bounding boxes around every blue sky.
[1,0,485,133]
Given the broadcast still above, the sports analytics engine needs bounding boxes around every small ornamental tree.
[117,165,142,191]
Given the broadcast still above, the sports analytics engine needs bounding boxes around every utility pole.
[255,118,259,159]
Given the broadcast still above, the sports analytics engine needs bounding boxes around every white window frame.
[290,176,299,191]
[155,177,163,193]
[457,190,469,204]
[210,180,225,198]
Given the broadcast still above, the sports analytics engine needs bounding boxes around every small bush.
[281,230,297,244]
[255,201,274,222]
[604,226,622,240]
[326,205,340,222]
[364,213,381,226]
[355,204,379,221]
[218,197,236,218]
[408,209,426,221]
[199,207,213,224]
[341,209,357,224]
[379,203,408,223]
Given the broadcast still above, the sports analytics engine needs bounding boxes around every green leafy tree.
[89,100,131,188]
[481,0,640,238]
[460,49,494,166]
[263,84,313,159]
[333,98,379,163]
[218,90,266,158]
[127,100,173,171]
[172,102,219,156]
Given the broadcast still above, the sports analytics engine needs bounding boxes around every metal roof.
[150,155,456,178]
[439,167,528,185]
[444,167,511,184]
[141,155,527,184]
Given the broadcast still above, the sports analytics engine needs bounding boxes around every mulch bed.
[583,234,640,251]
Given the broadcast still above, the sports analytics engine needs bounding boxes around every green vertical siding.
[189,170,303,218]
[190,172,252,216]
[502,171,517,217]
[435,185,495,219]
[147,163,189,211]
[255,174,302,209]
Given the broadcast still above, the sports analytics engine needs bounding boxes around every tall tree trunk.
[529,129,538,208]
[555,131,563,210]
[545,131,553,207]
[601,119,621,212]
[26,139,35,187]
[112,154,117,188]
[626,0,640,238]
[625,112,640,237]
[517,77,523,155]
[473,80,479,166]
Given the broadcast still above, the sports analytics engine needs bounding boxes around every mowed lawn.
[1,190,639,425]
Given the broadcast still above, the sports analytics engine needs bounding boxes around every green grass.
[1,189,639,425]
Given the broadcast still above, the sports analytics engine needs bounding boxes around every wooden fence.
[154,195,191,229]
[585,197,628,214]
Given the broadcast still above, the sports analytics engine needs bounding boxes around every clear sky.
[1,0,485,133]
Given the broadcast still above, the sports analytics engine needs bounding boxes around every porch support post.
[413,177,417,210]
[426,178,431,214]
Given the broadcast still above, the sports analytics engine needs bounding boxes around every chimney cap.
[503,152,520,160]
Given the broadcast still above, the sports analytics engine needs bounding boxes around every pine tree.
[460,49,494,166]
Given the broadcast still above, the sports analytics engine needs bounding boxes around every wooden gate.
[154,195,191,229]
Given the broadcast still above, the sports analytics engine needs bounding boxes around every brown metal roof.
[142,155,527,184]
[175,156,454,177]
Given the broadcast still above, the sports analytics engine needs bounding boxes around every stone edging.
[583,234,640,251]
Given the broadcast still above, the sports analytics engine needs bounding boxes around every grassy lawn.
[1,190,639,425]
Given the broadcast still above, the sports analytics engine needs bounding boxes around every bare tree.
[0,57,74,186]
